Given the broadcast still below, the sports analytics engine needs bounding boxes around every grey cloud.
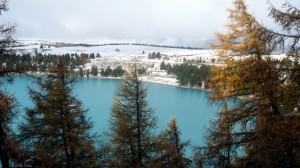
[2,0,299,47]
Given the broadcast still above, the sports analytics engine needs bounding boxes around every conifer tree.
[202,0,300,167]
[152,118,190,168]
[79,67,84,77]
[86,69,90,78]
[201,109,237,167]
[0,1,20,167]
[19,59,97,167]
[91,66,98,76]
[0,91,17,168]
[107,59,157,167]
[0,1,15,59]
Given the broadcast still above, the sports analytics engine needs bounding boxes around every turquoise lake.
[4,76,220,154]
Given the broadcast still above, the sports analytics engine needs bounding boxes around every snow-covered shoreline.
[24,72,211,92]
[90,75,212,92]
[100,75,212,92]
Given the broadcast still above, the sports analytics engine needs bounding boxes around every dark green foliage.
[86,69,90,78]
[151,52,156,59]
[148,52,161,59]
[0,53,87,75]
[160,61,172,72]
[162,63,211,87]
[90,53,95,59]
[79,67,84,77]
[160,61,166,70]
[100,67,105,76]
[91,66,98,76]
[156,52,161,59]
[103,66,112,77]
[138,67,146,75]
[101,66,124,77]
[111,66,124,77]
[131,43,203,50]
[38,64,46,72]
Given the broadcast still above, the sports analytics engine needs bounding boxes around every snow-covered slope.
[10,41,217,63]
[10,40,287,64]
[11,42,208,55]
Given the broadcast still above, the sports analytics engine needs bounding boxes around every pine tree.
[107,60,157,167]
[0,1,19,167]
[104,66,112,76]
[0,1,15,58]
[100,67,105,76]
[201,109,237,167]
[19,59,97,167]
[151,52,156,59]
[156,52,161,59]
[204,0,300,167]
[91,66,98,76]
[86,69,90,78]
[112,66,124,77]
[79,67,84,77]
[0,91,17,168]
[152,118,191,168]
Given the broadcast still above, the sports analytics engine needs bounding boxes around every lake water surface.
[5,76,220,154]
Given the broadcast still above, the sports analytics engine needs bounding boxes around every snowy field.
[11,43,215,60]
[12,41,286,63]
[11,42,218,69]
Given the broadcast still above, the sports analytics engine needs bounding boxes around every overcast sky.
[1,0,298,47]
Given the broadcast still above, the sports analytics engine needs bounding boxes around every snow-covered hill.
[10,40,287,65]
[10,41,217,64]
[7,40,288,88]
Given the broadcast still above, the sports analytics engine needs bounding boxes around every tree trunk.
[135,81,143,167]
[60,109,71,168]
